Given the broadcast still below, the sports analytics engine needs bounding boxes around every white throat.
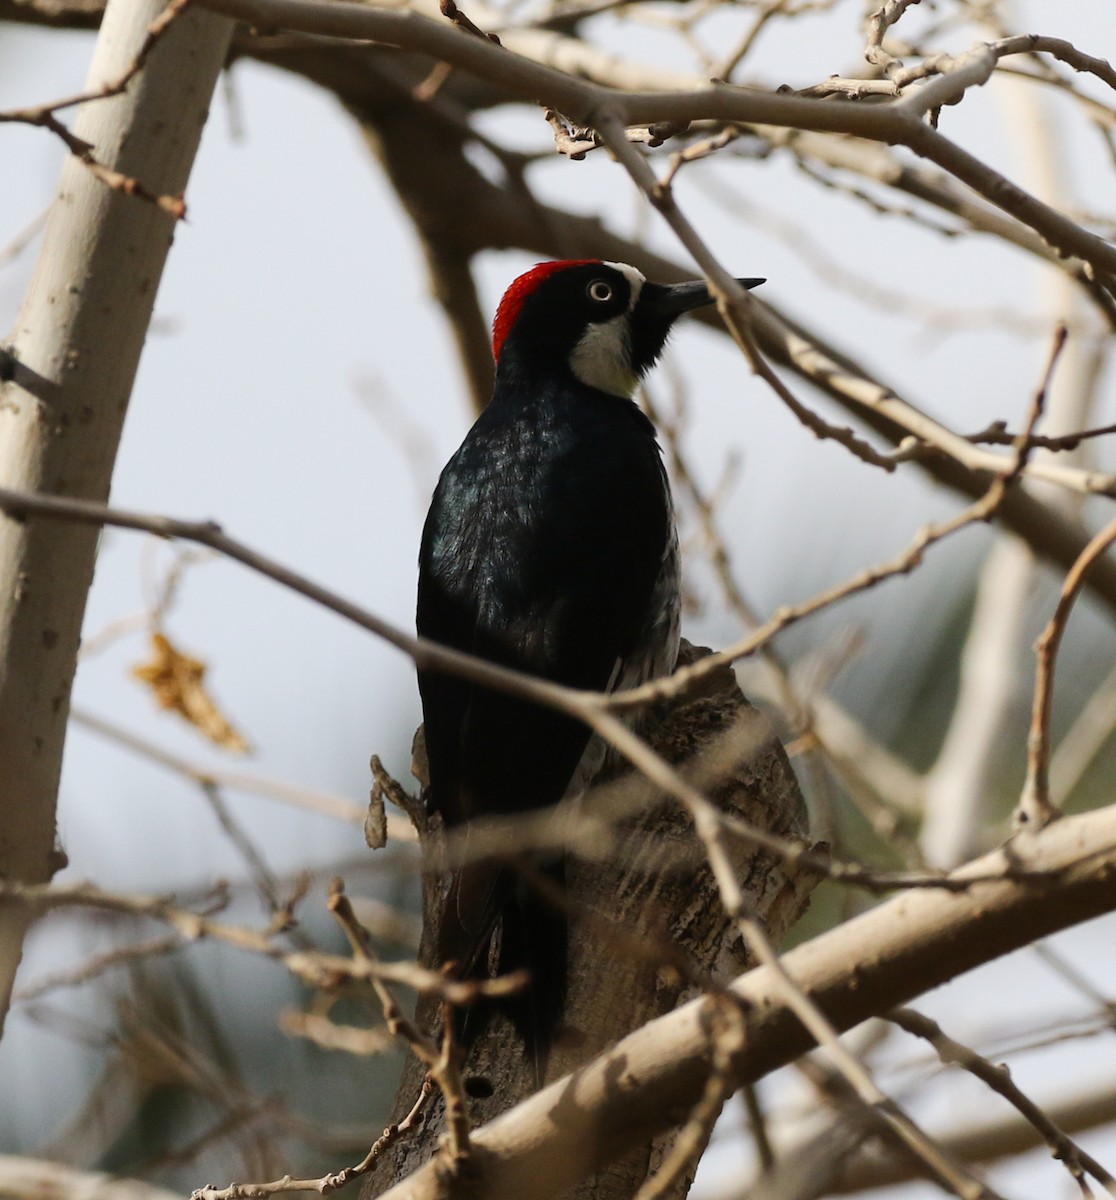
[568,263,645,397]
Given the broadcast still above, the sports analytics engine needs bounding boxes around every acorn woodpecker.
[416,260,764,1060]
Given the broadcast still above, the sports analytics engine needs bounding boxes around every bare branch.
[189,0,1116,285]
[1019,514,1116,829]
[69,706,385,832]
[438,0,500,44]
[606,474,1032,714]
[0,0,200,216]
[0,486,1090,898]
[890,1007,1116,1198]
[0,878,520,1002]
[0,1157,186,1200]
[864,0,923,74]
[680,771,1000,1199]
[831,1084,1116,1194]
[191,1080,433,1200]
[278,1010,396,1057]
[327,883,475,1168]
[12,933,184,1002]
[367,800,1116,1200]
[633,996,746,1200]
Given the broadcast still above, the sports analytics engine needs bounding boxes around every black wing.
[415,389,673,1058]
[416,394,672,824]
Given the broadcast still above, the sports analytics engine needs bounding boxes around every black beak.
[639,276,766,319]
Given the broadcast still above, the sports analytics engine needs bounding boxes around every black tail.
[436,854,567,1075]
[497,855,567,1072]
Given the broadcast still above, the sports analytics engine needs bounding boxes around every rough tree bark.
[0,0,233,1032]
[368,800,1116,1200]
[363,643,815,1199]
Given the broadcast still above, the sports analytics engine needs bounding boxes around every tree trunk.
[364,642,815,1199]
[0,0,233,1034]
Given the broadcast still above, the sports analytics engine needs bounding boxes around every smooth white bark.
[0,0,232,1032]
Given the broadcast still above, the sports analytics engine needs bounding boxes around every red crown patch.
[491,260,600,361]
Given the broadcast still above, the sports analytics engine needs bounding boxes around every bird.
[416,259,764,1065]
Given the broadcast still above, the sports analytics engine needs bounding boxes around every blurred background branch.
[1,0,1115,1197]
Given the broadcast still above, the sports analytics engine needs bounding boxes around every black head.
[492,260,764,398]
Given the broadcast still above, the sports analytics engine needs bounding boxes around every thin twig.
[598,310,1060,716]
[966,419,1116,453]
[69,706,387,832]
[0,484,1087,897]
[0,486,588,727]
[678,769,1002,1199]
[0,206,50,270]
[278,1010,396,1057]
[742,1082,775,1173]
[1019,513,1116,830]
[864,0,923,74]
[439,0,500,44]
[327,882,441,1063]
[633,994,745,1200]
[605,477,1030,713]
[326,883,474,1166]
[12,934,185,1002]
[0,878,522,1002]
[0,0,197,216]
[890,1007,1116,1198]
[1014,319,1109,832]
[191,1078,433,1200]
[1031,943,1116,1023]
[197,781,287,915]
[434,999,473,1165]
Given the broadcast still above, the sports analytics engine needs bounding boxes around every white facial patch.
[605,261,646,310]
[569,314,636,397]
[568,263,646,397]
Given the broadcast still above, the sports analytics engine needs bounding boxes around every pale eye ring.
[587,280,614,303]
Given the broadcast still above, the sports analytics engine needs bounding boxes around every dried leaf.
[132,631,251,754]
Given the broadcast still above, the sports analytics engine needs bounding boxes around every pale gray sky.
[2,4,1114,1192]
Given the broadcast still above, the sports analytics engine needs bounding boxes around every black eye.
[587,280,614,303]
